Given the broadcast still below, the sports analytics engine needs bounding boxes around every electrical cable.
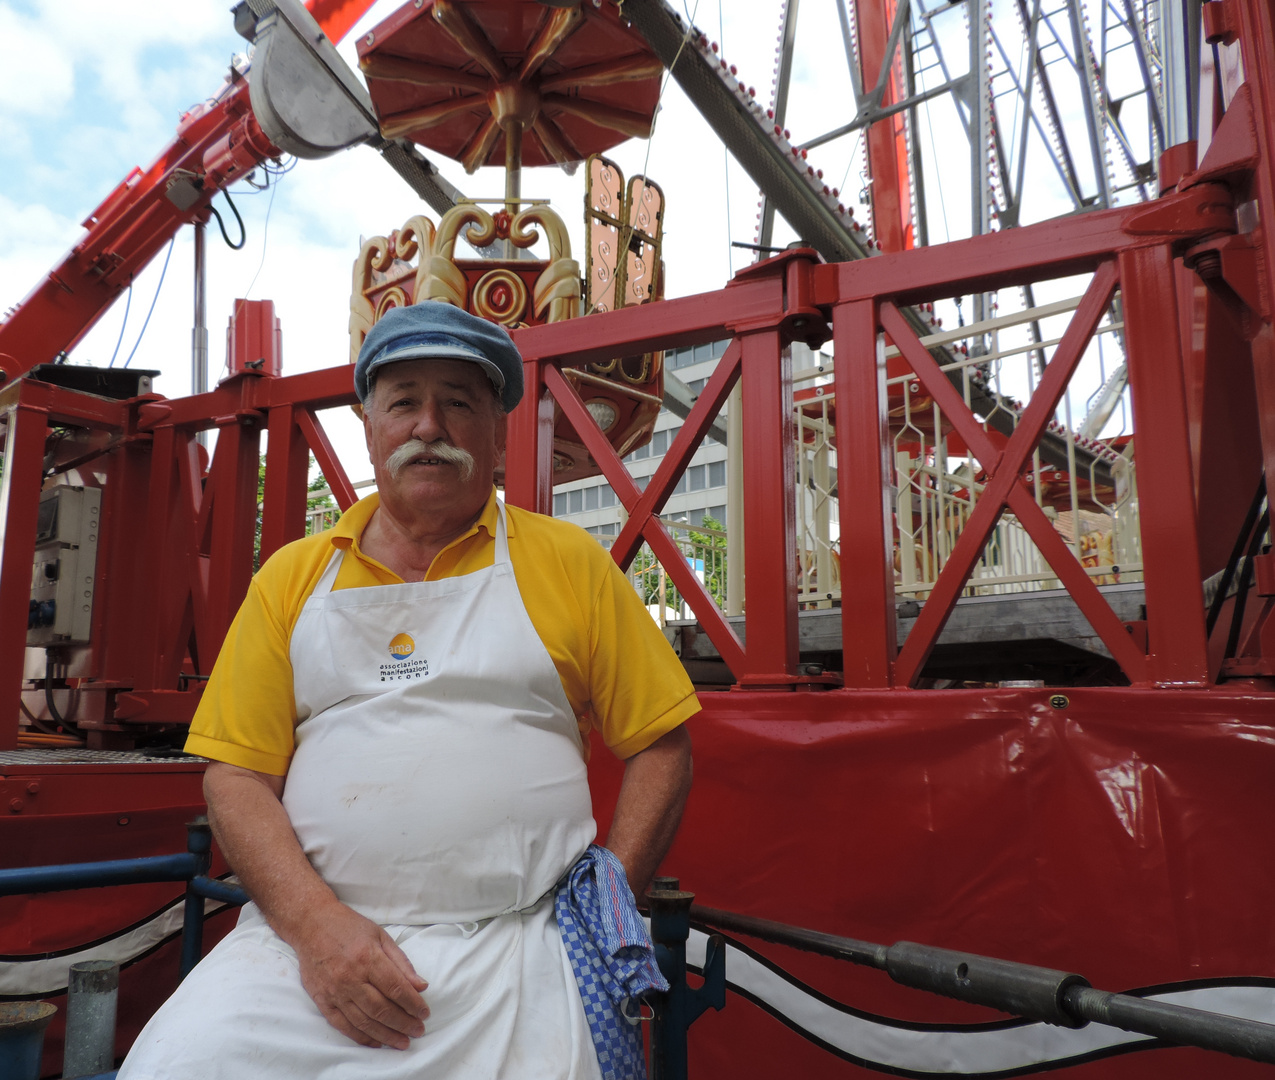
[237,163,281,313]
[19,695,69,738]
[208,189,246,250]
[122,238,175,368]
[107,282,133,368]
[44,654,71,729]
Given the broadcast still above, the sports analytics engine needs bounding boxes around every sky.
[0,0,1136,481]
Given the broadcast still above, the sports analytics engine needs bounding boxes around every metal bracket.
[247,0,379,158]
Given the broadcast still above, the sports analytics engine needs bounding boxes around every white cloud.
[0,5,75,116]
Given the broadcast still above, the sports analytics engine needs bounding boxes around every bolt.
[1049,694,1069,710]
[9,799,23,813]
[1190,250,1222,280]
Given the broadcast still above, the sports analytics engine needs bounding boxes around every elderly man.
[120,302,697,1080]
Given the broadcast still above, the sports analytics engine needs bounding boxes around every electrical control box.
[27,486,101,647]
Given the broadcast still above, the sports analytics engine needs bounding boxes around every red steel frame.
[1,154,1270,743]
[0,354,361,748]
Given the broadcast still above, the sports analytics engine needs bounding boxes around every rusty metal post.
[648,881,726,1080]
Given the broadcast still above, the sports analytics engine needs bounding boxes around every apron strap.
[310,546,344,599]
[493,499,510,566]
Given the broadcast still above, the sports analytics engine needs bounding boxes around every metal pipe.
[648,884,726,1080]
[688,902,1275,1065]
[179,818,214,981]
[1063,983,1275,1064]
[0,853,200,896]
[63,960,119,1080]
[1162,0,1202,145]
[503,122,522,260]
[192,220,209,450]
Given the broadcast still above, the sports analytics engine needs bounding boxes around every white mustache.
[385,438,476,481]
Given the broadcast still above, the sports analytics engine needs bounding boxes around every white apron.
[121,504,603,1080]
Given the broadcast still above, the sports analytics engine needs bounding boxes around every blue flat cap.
[355,301,523,411]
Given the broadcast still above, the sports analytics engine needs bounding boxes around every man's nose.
[410,400,448,442]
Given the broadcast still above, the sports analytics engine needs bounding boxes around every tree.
[254,455,338,569]
[629,515,728,617]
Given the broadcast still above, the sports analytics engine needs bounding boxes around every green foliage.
[254,455,339,570]
[630,515,728,615]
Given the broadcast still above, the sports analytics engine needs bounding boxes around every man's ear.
[494,411,508,455]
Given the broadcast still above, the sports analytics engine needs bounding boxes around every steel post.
[192,219,209,449]
[649,884,726,1080]
[503,360,555,515]
[63,960,119,1079]
[261,403,312,564]
[179,818,214,981]
[833,299,896,686]
[1119,244,1210,685]
[739,330,798,682]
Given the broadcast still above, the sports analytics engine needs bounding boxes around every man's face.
[363,358,506,525]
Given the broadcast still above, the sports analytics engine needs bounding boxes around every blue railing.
[0,819,249,1079]
[12,837,1273,1078]
[0,818,249,985]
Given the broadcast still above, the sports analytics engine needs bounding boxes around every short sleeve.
[183,575,299,776]
[585,555,700,758]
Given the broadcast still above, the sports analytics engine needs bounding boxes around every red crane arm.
[0,0,379,385]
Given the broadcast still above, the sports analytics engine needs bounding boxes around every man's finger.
[343,999,414,1052]
[380,932,430,998]
[354,971,427,1038]
[317,1000,383,1049]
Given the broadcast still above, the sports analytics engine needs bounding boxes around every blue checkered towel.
[555,845,669,1080]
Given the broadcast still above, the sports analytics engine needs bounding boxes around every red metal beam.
[202,420,262,650]
[541,358,748,677]
[296,408,357,512]
[833,299,897,687]
[854,0,912,252]
[604,343,742,570]
[0,399,50,749]
[814,185,1236,308]
[512,277,785,368]
[883,264,1150,685]
[1120,245,1210,685]
[305,0,379,44]
[503,362,556,517]
[737,329,800,684]
[261,405,312,565]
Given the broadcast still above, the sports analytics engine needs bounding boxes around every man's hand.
[204,762,428,1049]
[605,725,693,897]
[292,900,429,1050]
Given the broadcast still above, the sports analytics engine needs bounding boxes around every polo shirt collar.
[329,487,512,555]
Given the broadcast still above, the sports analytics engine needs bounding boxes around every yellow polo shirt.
[184,490,699,775]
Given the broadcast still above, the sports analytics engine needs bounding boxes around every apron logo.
[380,633,429,681]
